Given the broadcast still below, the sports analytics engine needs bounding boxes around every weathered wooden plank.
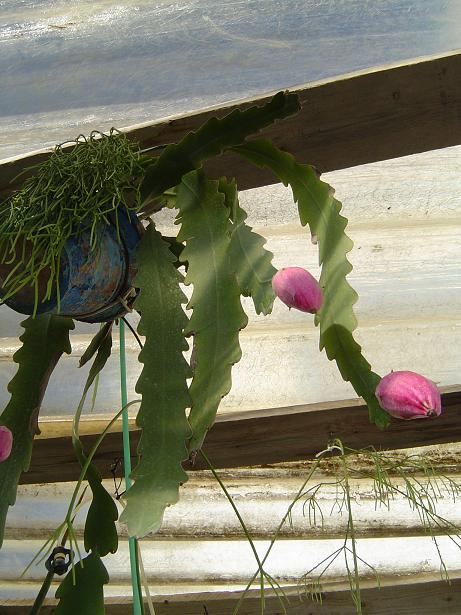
[3,577,461,614]
[21,387,461,485]
[2,50,461,199]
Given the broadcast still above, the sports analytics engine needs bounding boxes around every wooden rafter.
[23,387,461,485]
[2,50,461,485]
[2,50,461,199]
[3,576,461,613]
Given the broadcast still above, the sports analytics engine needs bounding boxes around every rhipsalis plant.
[0,91,445,612]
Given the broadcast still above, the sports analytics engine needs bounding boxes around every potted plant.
[0,92,444,613]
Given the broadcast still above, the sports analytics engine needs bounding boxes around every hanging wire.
[119,319,143,614]
[122,316,143,350]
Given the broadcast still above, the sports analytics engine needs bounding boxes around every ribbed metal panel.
[1,146,461,607]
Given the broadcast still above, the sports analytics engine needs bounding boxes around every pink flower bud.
[0,426,13,462]
[375,371,441,420]
[272,267,323,314]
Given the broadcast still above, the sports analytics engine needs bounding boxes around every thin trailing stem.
[89,374,100,413]
[24,400,141,577]
[67,400,140,535]
[117,498,155,615]
[122,316,143,350]
[29,569,54,615]
[28,487,89,613]
[199,451,267,613]
[137,542,156,615]
[199,450,289,615]
[233,456,327,614]
[340,455,362,614]
[297,443,461,613]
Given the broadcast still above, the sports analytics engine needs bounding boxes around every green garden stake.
[119,319,143,615]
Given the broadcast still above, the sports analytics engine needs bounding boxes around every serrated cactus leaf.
[0,315,74,547]
[120,224,191,537]
[219,177,276,315]
[176,171,248,452]
[55,553,108,615]
[73,327,118,556]
[139,91,300,209]
[234,141,389,428]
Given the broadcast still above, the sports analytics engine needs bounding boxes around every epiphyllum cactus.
[375,371,442,420]
[1,91,433,611]
[272,267,323,313]
[0,426,12,463]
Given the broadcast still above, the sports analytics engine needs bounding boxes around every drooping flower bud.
[375,371,441,420]
[0,426,13,462]
[272,267,323,314]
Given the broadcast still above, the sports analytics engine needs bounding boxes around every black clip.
[45,546,73,576]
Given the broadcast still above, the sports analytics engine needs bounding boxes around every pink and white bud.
[0,426,13,462]
[272,267,323,314]
[375,371,441,420]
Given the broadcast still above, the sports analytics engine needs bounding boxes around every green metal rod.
[119,319,143,615]
[29,569,54,615]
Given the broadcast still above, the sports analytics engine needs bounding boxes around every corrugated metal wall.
[1,145,461,609]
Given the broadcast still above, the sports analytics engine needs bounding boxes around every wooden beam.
[21,386,461,485]
[3,577,461,614]
[2,50,461,199]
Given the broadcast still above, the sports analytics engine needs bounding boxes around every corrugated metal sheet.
[3,465,461,601]
[1,145,461,607]
[1,146,460,415]
[3,0,461,160]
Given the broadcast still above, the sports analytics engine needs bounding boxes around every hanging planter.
[0,208,143,323]
[0,129,145,321]
[0,92,447,615]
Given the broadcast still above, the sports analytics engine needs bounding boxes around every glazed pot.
[0,208,143,323]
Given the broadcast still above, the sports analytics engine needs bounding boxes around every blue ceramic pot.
[1,208,143,323]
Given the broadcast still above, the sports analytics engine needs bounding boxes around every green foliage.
[297,443,461,613]
[233,141,389,428]
[202,450,289,614]
[139,91,300,210]
[0,130,143,313]
[120,224,191,537]
[0,315,74,547]
[79,321,112,368]
[161,235,185,267]
[218,178,276,315]
[83,471,118,556]
[228,441,461,614]
[176,172,248,452]
[54,552,109,615]
[73,327,118,556]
